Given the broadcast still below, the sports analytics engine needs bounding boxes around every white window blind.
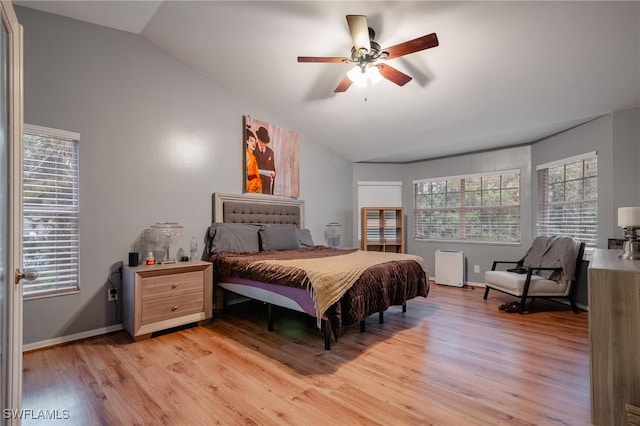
[23,124,80,297]
[537,152,597,247]
[413,170,521,243]
[357,181,402,240]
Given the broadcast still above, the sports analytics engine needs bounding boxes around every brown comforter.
[211,246,429,340]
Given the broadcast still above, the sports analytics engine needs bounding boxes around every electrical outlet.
[108,288,118,302]
[474,265,480,273]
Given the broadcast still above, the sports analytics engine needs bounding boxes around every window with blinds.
[413,170,521,243]
[536,152,597,247]
[23,124,80,298]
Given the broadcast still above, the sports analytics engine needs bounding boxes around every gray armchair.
[483,236,585,314]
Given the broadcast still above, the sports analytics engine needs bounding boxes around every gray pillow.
[296,228,314,247]
[207,223,261,254]
[259,225,300,251]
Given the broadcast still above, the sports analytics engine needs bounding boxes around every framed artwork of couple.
[243,115,300,198]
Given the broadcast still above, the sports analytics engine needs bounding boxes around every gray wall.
[531,115,614,248]
[354,107,640,308]
[354,146,532,284]
[405,145,533,283]
[531,109,638,305]
[533,109,640,244]
[16,6,640,344]
[17,7,353,345]
[531,114,612,306]
[612,108,640,209]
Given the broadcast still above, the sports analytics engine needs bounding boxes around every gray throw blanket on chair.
[520,236,577,281]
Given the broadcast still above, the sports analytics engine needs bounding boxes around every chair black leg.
[360,319,365,332]
[379,311,384,324]
[402,303,407,313]
[483,286,490,299]
[519,295,527,314]
[520,274,533,314]
[569,297,579,313]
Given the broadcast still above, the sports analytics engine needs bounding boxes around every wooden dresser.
[588,249,640,425]
[122,261,212,341]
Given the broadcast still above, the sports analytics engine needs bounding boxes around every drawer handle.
[171,305,179,312]
[171,283,179,289]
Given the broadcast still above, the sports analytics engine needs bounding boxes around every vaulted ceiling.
[15,1,640,162]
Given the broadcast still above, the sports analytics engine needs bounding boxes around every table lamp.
[150,222,184,264]
[618,207,640,260]
[324,222,341,248]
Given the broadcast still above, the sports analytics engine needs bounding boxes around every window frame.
[22,124,80,299]
[536,151,597,249]
[413,169,521,244]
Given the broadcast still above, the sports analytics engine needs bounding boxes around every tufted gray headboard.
[212,192,304,228]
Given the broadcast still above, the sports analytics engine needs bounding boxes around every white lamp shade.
[618,207,640,227]
[347,66,367,87]
[367,65,383,85]
[347,65,383,88]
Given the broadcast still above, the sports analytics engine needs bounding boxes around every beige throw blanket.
[251,250,427,328]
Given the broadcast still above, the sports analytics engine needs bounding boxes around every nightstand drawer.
[141,292,204,325]
[141,271,203,301]
[122,261,212,340]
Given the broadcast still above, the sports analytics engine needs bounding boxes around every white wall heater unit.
[435,250,465,287]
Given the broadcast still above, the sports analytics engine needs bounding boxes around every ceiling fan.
[297,15,439,93]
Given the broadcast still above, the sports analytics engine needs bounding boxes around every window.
[413,170,521,243]
[537,152,597,247]
[22,124,80,297]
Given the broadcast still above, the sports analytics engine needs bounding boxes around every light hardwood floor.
[22,284,591,425]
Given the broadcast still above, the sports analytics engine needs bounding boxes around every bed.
[205,192,429,349]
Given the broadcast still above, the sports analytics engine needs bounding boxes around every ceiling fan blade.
[297,56,349,63]
[379,64,412,86]
[334,75,353,93]
[384,33,439,59]
[346,15,370,53]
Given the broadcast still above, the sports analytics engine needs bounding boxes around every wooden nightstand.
[122,261,212,341]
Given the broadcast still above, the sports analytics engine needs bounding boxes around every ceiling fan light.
[366,65,383,85]
[347,65,368,87]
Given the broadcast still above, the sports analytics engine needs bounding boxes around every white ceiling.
[14,1,640,163]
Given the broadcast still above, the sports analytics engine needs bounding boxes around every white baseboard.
[465,281,485,287]
[23,324,124,352]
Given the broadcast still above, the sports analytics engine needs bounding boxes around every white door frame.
[1,0,23,423]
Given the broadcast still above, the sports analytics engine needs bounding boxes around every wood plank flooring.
[21,284,591,425]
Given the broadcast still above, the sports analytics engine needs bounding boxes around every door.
[0,1,23,424]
